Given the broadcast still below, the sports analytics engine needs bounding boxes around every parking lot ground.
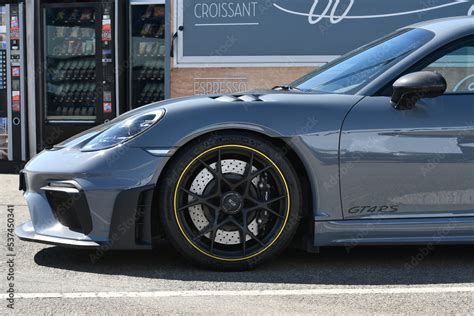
[1,175,474,314]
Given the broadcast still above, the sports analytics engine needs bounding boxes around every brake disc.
[188,159,259,245]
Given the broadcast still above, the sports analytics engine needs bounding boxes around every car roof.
[403,16,474,35]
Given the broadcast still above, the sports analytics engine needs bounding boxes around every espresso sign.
[176,0,474,65]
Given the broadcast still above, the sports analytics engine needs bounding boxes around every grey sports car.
[17,17,474,270]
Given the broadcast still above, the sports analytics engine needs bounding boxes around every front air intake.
[45,188,93,235]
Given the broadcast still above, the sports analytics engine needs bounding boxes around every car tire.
[158,132,302,270]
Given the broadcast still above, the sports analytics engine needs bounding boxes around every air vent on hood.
[211,94,264,102]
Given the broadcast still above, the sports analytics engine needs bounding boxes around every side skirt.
[314,217,474,246]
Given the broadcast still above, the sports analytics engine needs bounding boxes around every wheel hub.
[221,191,243,214]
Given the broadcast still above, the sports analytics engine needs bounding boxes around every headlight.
[82,109,165,151]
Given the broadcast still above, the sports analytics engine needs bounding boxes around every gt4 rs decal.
[348,205,399,214]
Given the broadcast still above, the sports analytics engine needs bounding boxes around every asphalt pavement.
[1,174,473,315]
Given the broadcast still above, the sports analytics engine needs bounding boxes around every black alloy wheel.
[159,133,301,270]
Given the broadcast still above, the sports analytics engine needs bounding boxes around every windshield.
[292,29,435,94]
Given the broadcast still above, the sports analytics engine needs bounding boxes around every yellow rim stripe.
[173,144,291,262]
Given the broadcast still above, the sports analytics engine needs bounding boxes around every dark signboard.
[176,0,474,64]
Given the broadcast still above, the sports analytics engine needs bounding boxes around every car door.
[340,37,474,219]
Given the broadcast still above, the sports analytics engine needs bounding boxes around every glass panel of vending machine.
[40,1,116,148]
[129,1,165,109]
[43,5,98,121]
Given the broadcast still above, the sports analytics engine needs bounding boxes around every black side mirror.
[391,71,447,109]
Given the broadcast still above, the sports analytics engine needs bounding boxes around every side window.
[424,40,474,94]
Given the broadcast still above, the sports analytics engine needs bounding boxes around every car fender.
[132,92,365,221]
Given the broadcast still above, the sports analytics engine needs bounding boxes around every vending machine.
[0,0,26,172]
[127,0,167,110]
[37,0,119,147]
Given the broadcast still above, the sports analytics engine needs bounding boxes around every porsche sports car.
[17,17,474,270]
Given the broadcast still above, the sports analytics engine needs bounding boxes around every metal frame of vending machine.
[127,0,169,111]
[0,0,27,173]
[35,0,121,149]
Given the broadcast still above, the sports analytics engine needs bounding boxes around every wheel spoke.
[261,206,284,218]
[232,165,273,190]
[250,165,273,180]
[180,187,214,201]
[242,152,255,195]
[216,150,223,194]
[177,200,206,211]
[244,195,286,218]
[208,208,221,253]
[193,216,229,241]
[244,205,284,218]
[209,227,217,254]
[248,194,286,206]
[178,187,218,210]
[243,152,254,180]
[228,215,253,256]
[198,158,233,188]
[240,211,249,256]
[193,224,214,240]
[239,229,247,256]
[264,195,287,205]
[247,230,266,246]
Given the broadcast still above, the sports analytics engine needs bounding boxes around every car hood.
[129,91,366,148]
[140,89,357,111]
[54,90,365,150]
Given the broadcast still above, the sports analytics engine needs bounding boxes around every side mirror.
[391,71,447,109]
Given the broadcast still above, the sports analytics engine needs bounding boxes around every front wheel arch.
[151,129,314,258]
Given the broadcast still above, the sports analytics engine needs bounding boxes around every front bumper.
[16,145,170,249]
[16,221,100,248]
